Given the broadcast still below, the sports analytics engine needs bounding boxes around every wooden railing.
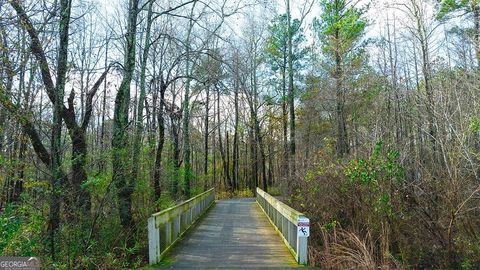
[256,187,310,264]
[148,188,215,264]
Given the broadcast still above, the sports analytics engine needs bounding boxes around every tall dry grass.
[319,226,401,270]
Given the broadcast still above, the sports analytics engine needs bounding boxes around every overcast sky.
[94,0,448,43]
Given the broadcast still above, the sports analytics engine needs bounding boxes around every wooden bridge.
[147,188,310,269]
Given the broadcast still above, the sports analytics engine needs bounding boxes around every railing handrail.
[256,187,309,265]
[148,188,215,265]
[255,188,305,224]
[151,188,214,218]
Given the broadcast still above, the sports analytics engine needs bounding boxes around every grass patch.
[135,256,176,269]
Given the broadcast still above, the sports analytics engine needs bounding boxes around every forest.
[0,0,479,269]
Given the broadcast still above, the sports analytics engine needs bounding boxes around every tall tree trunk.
[386,17,400,144]
[153,82,166,200]
[8,30,28,204]
[132,0,154,197]
[268,133,274,187]
[249,124,258,190]
[217,91,230,191]
[49,0,72,258]
[172,116,181,195]
[64,65,111,217]
[226,131,231,189]
[12,135,27,203]
[2,65,17,206]
[69,126,90,212]
[286,0,296,180]
[414,1,437,159]
[204,85,210,191]
[233,72,239,191]
[254,116,267,191]
[100,35,109,171]
[334,30,348,157]
[182,2,197,197]
[112,0,139,247]
[473,3,480,67]
[281,64,289,182]
[212,89,217,188]
[249,54,267,191]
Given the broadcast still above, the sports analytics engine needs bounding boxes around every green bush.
[0,200,45,257]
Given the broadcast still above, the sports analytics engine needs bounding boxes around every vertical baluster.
[181,211,186,231]
[166,221,172,247]
[189,207,193,224]
[292,222,297,253]
[174,216,181,241]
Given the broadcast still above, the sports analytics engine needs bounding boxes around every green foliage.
[438,0,477,19]
[344,141,404,217]
[81,173,110,193]
[0,205,22,253]
[0,201,45,257]
[265,14,306,68]
[155,193,175,210]
[455,232,480,270]
[437,0,480,47]
[177,166,194,197]
[264,13,307,98]
[469,116,480,133]
[190,186,205,197]
[216,188,254,199]
[267,186,282,196]
[313,0,368,65]
[461,259,473,270]
[321,220,339,231]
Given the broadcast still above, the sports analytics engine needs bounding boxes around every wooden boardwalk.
[157,198,302,269]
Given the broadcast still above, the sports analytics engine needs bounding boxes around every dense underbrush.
[291,140,480,269]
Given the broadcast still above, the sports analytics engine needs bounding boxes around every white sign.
[297,217,310,237]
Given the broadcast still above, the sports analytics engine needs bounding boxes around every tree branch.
[0,85,52,166]
[82,63,114,130]
[8,0,57,104]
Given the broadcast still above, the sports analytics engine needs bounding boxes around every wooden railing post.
[148,216,160,264]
